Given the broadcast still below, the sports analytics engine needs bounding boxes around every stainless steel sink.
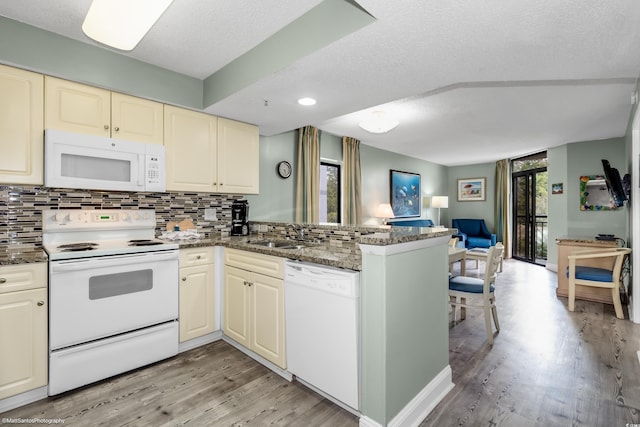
[247,240,311,250]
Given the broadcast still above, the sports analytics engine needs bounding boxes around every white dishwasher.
[284,261,360,411]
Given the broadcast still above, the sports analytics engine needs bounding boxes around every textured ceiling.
[1,0,640,166]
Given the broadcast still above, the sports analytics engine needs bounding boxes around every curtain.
[495,159,511,258]
[342,136,362,225]
[295,126,320,223]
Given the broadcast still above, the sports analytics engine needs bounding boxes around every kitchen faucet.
[288,224,305,241]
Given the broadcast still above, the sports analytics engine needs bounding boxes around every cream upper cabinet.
[179,247,216,343]
[0,65,44,185]
[45,76,163,144]
[45,76,110,136]
[110,92,163,144]
[0,263,48,400]
[164,105,218,192]
[217,117,259,194]
[223,249,285,368]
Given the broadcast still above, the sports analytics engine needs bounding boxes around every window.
[320,162,341,224]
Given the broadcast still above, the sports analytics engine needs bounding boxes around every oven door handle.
[50,251,178,272]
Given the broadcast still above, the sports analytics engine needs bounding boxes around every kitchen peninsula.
[1,223,454,427]
[177,223,455,426]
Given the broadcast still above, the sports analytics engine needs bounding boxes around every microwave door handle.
[138,154,146,186]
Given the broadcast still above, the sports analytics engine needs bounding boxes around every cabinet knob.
[104,124,109,130]
[220,183,223,186]
[114,126,120,132]
[0,278,6,284]
[196,255,201,259]
[182,277,187,282]
[37,301,45,306]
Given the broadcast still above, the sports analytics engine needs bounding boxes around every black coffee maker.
[231,200,250,236]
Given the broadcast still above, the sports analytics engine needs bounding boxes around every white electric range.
[42,209,179,395]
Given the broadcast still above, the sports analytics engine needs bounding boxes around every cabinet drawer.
[224,248,284,279]
[179,247,215,267]
[0,263,47,294]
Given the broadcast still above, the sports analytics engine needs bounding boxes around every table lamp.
[375,203,395,225]
[431,196,448,226]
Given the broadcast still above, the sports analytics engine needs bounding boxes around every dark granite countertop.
[556,235,619,245]
[164,227,455,271]
[0,247,48,266]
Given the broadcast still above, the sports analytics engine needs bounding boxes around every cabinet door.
[0,288,47,399]
[179,263,215,342]
[223,266,251,347]
[0,65,44,185]
[217,117,259,194]
[164,105,218,192]
[111,92,163,145]
[44,76,110,136]
[251,273,286,368]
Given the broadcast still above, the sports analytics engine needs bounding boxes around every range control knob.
[55,212,69,223]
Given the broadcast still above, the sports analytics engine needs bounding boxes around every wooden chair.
[567,247,631,319]
[448,243,504,345]
[448,237,459,248]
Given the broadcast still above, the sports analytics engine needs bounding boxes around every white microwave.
[45,129,165,192]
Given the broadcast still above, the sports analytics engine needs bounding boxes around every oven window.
[89,269,153,300]
[61,153,131,182]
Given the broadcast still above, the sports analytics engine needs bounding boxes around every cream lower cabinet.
[179,247,216,342]
[224,249,285,368]
[0,263,48,400]
[45,76,163,144]
[0,64,44,185]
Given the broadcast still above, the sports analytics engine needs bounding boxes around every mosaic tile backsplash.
[1,185,241,249]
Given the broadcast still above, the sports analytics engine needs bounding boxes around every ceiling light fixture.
[82,0,174,51]
[298,97,317,106]
[358,110,399,134]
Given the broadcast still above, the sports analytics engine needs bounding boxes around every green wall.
[565,138,627,238]
[0,16,203,109]
[447,163,496,230]
[247,130,450,225]
[360,242,450,424]
[547,145,569,265]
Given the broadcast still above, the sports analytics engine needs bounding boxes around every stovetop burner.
[58,242,99,251]
[128,239,164,246]
[42,209,178,260]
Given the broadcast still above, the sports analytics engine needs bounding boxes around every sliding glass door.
[512,154,548,265]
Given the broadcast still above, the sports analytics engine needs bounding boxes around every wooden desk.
[556,236,618,303]
[449,247,466,275]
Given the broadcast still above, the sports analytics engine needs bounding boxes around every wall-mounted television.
[601,159,628,207]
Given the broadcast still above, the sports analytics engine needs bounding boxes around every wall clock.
[277,161,292,179]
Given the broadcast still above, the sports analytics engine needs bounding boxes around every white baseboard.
[0,386,48,413]
[545,262,558,273]
[178,330,222,353]
[359,365,454,427]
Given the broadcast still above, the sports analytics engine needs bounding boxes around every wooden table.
[448,247,466,275]
[556,236,618,303]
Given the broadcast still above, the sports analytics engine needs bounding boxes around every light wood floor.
[2,259,639,426]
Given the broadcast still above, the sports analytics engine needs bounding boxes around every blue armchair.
[452,219,496,249]
[388,219,434,228]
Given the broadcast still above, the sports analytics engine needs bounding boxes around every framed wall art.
[390,169,421,218]
[457,177,486,201]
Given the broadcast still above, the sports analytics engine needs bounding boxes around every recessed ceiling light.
[298,97,317,106]
[358,111,399,134]
[82,0,174,51]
